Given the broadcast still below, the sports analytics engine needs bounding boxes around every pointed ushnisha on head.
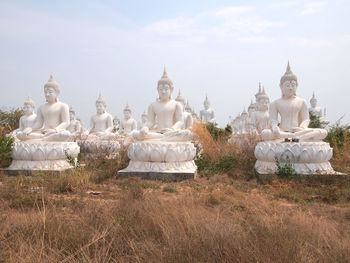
[280,61,298,87]
[248,99,255,111]
[256,87,270,101]
[24,96,35,108]
[310,92,317,103]
[175,90,186,105]
[124,103,132,113]
[96,93,107,107]
[44,74,60,94]
[204,95,210,106]
[157,65,174,90]
[255,83,263,99]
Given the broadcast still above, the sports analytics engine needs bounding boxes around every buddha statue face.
[257,98,269,112]
[281,80,297,99]
[113,117,120,126]
[23,103,34,116]
[204,100,210,110]
[124,109,131,120]
[96,102,106,115]
[158,83,172,101]
[310,98,317,108]
[44,87,58,103]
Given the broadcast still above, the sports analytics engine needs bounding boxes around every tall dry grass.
[0,178,349,262]
[331,131,350,174]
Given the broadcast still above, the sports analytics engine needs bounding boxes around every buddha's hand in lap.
[161,128,173,134]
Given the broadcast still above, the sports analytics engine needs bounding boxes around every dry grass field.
[0,122,350,262]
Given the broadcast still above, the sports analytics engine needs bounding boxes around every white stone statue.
[17,75,71,141]
[120,104,137,135]
[200,95,215,123]
[88,93,116,140]
[175,91,193,129]
[184,101,194,128]
[138,110,148,130]
[118,67,197,180]
[261,62,327,141]
[250,88,270,134]
[309,92,323,118]
[254,62,336,175]
[67,106,82,139]
[113,115,121,133]
[8,97,37,139]
[8,75,80,171]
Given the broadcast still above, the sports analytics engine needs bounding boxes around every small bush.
[275,156,297,180]
[0,136,14,168]
[196,154,237,178]
[205,122,232,141]
[163,186,177,193]
[0,108,23,135]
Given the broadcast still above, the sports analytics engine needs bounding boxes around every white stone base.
[8,141,80,171]
[118,141,197,179]
[78,139,121,159]
[254,141,336,175]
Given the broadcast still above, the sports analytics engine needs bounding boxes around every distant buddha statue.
[88,93,115,140]
[309,92,323,118]
[138,110,148,130]
[67,106,82,139]
[261,62,327,141]
[247,99,256,132]
[113,115,121,133]
[250,88,270,134]
[17,75,71,141]
[9,97,37,139]
[175,90,193,129]
[240,108,248,134]
[132,67,193,141]
[120,104,137,135]
[184,101,194,128]
[200,95,215,123]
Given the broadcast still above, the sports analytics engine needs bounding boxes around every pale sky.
[0,0,349,127]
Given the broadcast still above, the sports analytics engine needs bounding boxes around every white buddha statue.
[113,115,121,133]
[175,91,193,129]
[17,75,71,141]
[200,95,215,123]
[184,101,194,128]
[88,93,115,140]
[247,100,256,132]
[250,88,270,134]
[138,110,148,130]
[132,67,193,141]
[261,62,327,141]
[8,97,37,139]
[67,106,82,139]
[309,92,323,118]
[120,104,137,135]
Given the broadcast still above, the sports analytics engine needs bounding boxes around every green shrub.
[205,122,232,141]
[0,136,14,168]
[275,156,297,180]
[325,122,350,148]
[0,108,23,134]
[196,154,237,177]
[308,112,325,129]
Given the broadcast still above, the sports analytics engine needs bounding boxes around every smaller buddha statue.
[175,91,193,129]
[120,104,137,135]
[138,110,148,130]
[240,108,248,134]
[67,106,82,139]
[8,97,37,139]
[184,101,194,128]
[261,62,327,141]
[250,88,270,134]
[309,92,323,118]
[88,93,115,140]
[113,115,121,133]
[247,99,256,132]
[200,95,215,123]
[17,75,71,141]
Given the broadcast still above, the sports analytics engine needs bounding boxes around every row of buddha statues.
[5,62,337,177]
[230,80,328,137]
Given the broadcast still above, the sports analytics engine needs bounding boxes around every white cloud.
[294,37,332,47]
[300,1,327,15]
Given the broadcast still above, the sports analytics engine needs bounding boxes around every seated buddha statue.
[9,96,37,139]
[175,90,193,129]
[67,106,82,139]
[132,67,193,141]
[261,62,327,141]
[120,104,137,135]
[17,75,71,141]
[309,93,323,118]
[250,88,270,134]
[138,110,148,130]
[200,95,215,123]
[88,93,116,140]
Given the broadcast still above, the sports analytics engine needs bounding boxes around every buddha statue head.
[123,103,132,120]
[44,74,60,103]
[310,92,317,108]
[141,110,148,123]
[185,101,192,113]
[175,90,186,107]
[203,95,210,110]
[280,62,298,99]
[241,108,248,120]
[113,115,120,126]
[256,88,270,112]
[248,99,255,115]
[69,106,76,121]
[23,96,35,116]
[96,93,107,115]
[157,66,174,102]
